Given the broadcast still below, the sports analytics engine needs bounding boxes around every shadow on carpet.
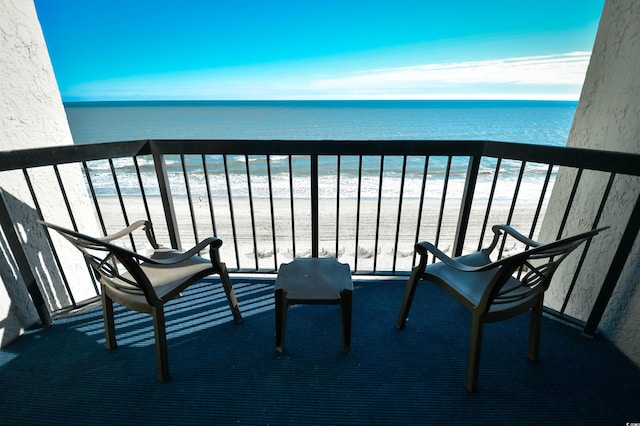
[1,278,639,425]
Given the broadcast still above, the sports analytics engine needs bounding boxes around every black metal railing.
[1,139,638,337]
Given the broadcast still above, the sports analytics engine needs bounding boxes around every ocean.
[65,100,576,144]
[64,100,577,200]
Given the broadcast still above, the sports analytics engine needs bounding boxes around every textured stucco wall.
[0,0,96,347]
[0,1,73,149]
[540,0,640,365]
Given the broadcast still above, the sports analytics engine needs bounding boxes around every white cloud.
[67,52,591,101]
[301,52,591,99]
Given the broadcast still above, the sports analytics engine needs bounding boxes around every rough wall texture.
[0,0,95,347]
[0,0,72,149]
[540,0,640,365]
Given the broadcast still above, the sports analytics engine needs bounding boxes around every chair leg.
[395,266,423,329]
[528,297,543,362]
[101,288,117,350]
[218,262,243,324]
[152,306,170,382]
[466,314,484,392]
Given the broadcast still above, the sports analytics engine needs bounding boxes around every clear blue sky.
[34,0,605,102]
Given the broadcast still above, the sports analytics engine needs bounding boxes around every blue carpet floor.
[1,278,639,425]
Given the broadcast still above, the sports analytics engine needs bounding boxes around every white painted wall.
[540,0,640,365]
[0,0,96,347]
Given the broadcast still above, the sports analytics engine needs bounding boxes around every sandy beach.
[94,194,545,273]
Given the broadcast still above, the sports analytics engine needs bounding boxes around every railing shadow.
[0,189,61,345]
[1,277,639,424]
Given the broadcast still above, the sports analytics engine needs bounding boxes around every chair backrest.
[39,220,152,300]
[483,227,607,308]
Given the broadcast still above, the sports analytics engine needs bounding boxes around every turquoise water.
[64,100,576,199]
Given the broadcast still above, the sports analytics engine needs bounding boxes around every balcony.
[1,139,639,423]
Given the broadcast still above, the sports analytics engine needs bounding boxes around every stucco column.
[0,0,96,346]
[539,0,640,365]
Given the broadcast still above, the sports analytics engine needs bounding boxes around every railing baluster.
[506,161,527,224]
[392,156,408,273]
[222,155,240,269]
[433,156,452,263]
[311,154,319,258]
[245,154,259,269]
[288,155,296,260]
[201,155,218,236]
[53,165,79,231]
[373,155,384,273]
[453,155,481,257]
[266,155,278,270]
[108,159,131,235]
[82,161,107,236]
[335,155,341,259]
[478,158,501,251]
[354,155,363,272]
[133,156,152,224]
[528,164,555,241]
[152,153,180,250]
[180,154,199,245]
[412,156,430,268]
[557,168,584,239]
[498,161,526,258]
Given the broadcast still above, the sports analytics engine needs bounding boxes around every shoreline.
[96,195,544,272]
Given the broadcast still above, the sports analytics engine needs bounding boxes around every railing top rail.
[0,140,151,171]
[147,139,486,157]
[480,141,640,176]
[1,139,639,177]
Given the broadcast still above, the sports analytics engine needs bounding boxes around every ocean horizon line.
[64,99,579,108]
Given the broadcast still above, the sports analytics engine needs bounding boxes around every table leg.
[275,288,288,353]
[340,289,353,353]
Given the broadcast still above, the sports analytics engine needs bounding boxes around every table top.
[275,258,353,300]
